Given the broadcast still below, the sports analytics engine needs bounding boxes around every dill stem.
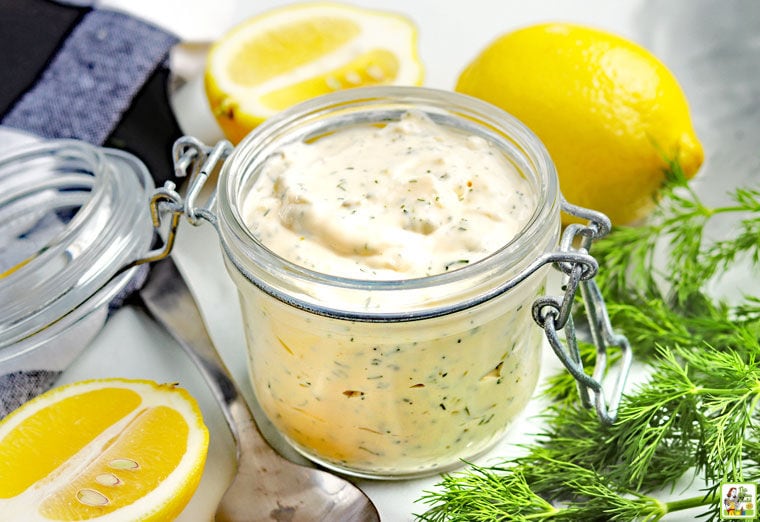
[692,386,750,396]
[523,509,560,520]
[662,491,718,514]
[711,204,751,215]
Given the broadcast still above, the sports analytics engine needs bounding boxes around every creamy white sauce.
[236,111,549,476]
[238,287,544,476]
[242,111,535,279]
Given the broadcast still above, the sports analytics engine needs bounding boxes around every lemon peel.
[456,22,704,225]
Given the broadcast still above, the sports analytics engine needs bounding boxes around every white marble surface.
[58,1,759,520]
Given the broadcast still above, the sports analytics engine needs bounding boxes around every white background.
[59,1,760,520]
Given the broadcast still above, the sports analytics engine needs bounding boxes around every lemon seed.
[77,488,109,506]
[366,65,385,81]
[95,473,121,486]
[345,71,362,85]
[109,458,139,470]
[325,76,342,90]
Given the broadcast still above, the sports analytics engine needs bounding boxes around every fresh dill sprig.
[612,344,760,490]
[417,161,760,522]
[604,297,750,362]
[419,342,759,521]
[416,461,560,521]
[592,160,760,318]
[534,341,760,494]
[702,187,760,277]
[417,450,716,522]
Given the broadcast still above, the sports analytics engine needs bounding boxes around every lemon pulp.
[204,2,423,144]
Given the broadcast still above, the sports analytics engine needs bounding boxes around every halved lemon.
[0,379,209,521]
[204,2,424,143]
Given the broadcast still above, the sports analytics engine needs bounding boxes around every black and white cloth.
[0,0,182,415]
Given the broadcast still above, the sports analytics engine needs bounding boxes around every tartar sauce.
[242,111,535,279]
[237,110,546,476]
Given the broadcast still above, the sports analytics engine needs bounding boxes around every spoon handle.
[138,256,281,468]
[139,256,381,522]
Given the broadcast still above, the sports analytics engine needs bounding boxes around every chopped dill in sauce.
[242,111,536,280]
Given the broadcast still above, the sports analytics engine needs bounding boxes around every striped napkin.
[0,1,179,416]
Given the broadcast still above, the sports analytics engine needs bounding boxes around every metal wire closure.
[135,137,232,265]
[532,199,632,424]
[149,138,632,425]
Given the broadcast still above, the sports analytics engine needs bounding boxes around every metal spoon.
[139,256,380,522]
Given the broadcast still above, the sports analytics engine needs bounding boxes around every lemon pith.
[0,388,142,498]
[456,22,704,225]
[39,406,189,519]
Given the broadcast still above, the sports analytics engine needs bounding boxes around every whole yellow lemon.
[456,23,704,225]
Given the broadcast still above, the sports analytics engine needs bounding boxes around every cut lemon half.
[204,2,424,143]
[0,379,209,521]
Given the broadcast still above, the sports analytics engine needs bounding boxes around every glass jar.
[207,87,561,479]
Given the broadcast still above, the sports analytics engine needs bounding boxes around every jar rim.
[216,86,560,318]
[0,139,155,347]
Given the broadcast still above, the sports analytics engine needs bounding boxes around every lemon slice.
[0,379,209,521]
[204,2,424,143]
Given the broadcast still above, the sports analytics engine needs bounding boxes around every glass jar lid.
[0,139,155,348]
